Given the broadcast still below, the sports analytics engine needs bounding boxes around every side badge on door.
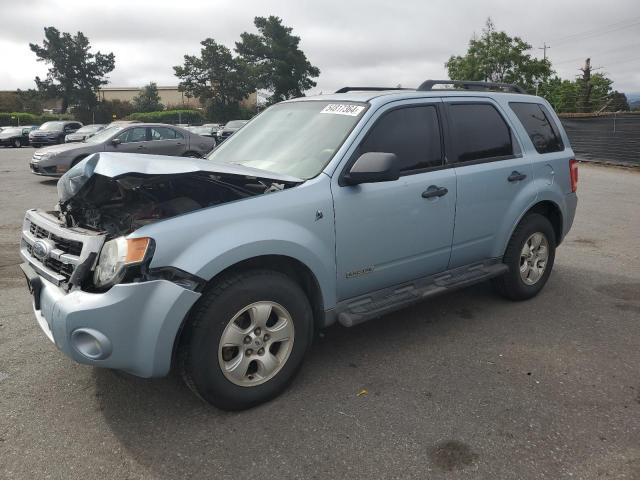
[346,266,374,279]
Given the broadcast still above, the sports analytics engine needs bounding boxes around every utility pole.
[579,58,593,113]
[538,42,550,61]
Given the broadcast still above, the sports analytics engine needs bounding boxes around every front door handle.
[508,171,527,182]
[136,145,145,150]
[422,185,448,199]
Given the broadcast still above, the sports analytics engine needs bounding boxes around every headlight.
[35,152,54,162]
[93,237,152,288]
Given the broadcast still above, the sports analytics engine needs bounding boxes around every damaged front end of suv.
[19,152,302,376]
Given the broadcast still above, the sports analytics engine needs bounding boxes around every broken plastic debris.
[357,389,368,397]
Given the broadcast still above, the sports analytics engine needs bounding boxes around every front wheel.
[179,270,313,410]
[493,213,556,301]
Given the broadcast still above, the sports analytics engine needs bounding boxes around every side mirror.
[111,138,121,146]
[345,152,399,185]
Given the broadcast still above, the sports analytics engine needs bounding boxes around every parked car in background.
[19,81,577,409]
[30,123,216,176]
[29,121,83,148]
[65,124,105,143]
[186,125,218,142]
[0,125,39,148]
[217,120,248,142]
[106,120,141,128]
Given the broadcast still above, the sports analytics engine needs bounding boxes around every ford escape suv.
[20,80,578,410]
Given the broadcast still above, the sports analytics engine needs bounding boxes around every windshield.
[40,121,65,131]
[225,120,248,128]
[84,126,124,144]
[207,101,366,179]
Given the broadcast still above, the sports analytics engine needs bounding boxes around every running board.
[336,260,508,327]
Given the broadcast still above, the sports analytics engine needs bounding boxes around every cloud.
[1,0,639,93]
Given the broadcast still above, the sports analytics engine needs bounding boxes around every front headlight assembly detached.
[93,237,152,288]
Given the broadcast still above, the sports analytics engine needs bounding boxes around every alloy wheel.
[218,301,295,387]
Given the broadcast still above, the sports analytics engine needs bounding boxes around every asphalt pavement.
[0,147,638,479]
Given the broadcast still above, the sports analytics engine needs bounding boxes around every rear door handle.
[422,185,448,199]
[137,145,145,150]
[508,171,527,182]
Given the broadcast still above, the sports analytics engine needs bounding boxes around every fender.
[493,179,568,258]
[130,175,338,309]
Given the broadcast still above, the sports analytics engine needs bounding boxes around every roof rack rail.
[417,79,527,94]
[335,87,412,93]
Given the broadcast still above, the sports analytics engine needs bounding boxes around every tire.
[179,270,314,410]
[492,213,556,301]
[13,138,22,148]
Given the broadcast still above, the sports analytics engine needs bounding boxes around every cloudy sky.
[1,0,639,94]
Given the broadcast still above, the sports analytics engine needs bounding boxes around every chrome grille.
[20,209,105,286]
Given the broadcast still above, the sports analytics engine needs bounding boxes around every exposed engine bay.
[58,171,299,238]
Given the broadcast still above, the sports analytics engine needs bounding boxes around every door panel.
[444,100,535,268]
[145,127,185,156]
[332,100,456,301]
[333,170,457,300]
[106,126,149,154]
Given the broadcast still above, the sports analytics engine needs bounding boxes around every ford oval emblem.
[32,239,51,261]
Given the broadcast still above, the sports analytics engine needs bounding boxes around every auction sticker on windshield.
[320,104,366,116]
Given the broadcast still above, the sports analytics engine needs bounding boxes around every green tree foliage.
[538,73,626,113]
[446,19,551,93]
[132,82,164,112]
[236,16,320,104]
[29,27,115,113]
[174,39,253,122]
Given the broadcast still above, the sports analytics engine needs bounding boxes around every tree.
[236,16,320,104]
[174,38,254,121]
[132,82,164,112]
[29,27,115,113]
[446,19,551,93]
[608,91,630,112]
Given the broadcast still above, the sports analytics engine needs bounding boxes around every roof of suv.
[297,89,536,105]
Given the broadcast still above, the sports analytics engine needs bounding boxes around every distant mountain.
[625,92,640,102]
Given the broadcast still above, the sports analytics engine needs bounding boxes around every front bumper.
[21,262,201,377]
[29,136,60,146]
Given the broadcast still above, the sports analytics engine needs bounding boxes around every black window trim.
[442,100,522,167]
[338,102,447,186]
[509,101,565,154]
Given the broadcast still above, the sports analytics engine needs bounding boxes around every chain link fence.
[560,113,640,167]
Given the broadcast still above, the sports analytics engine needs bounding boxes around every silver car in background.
[65,124,105,143]
[30,123,217,176]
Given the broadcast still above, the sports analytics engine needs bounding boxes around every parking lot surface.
[0,147,638,479]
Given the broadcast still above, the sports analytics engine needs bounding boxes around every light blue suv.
[20,80,578,409]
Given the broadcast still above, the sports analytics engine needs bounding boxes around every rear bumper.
[562,192,578,241]
[21,262,201,377]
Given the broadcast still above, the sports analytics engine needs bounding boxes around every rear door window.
[510,102,564,153]
[447,103,514,162]
[358,105,443,173]
[150,126,183,140]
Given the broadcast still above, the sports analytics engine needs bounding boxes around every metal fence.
[560,113,640,167]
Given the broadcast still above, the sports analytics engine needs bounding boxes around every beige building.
[98,86,257,110]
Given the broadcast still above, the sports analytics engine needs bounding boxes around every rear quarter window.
[510,102,564,154]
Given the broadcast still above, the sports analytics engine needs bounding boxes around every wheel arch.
[171,254,327,370]
[501,200,564,257]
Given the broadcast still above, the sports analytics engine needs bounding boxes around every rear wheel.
[179,270,313,410]
[13,138,22,148]
[493,213,556,301]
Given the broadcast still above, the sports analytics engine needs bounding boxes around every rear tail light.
[569,159,578,192]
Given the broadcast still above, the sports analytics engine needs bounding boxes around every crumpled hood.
[57,151,302,203]
[84,151,301,181]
